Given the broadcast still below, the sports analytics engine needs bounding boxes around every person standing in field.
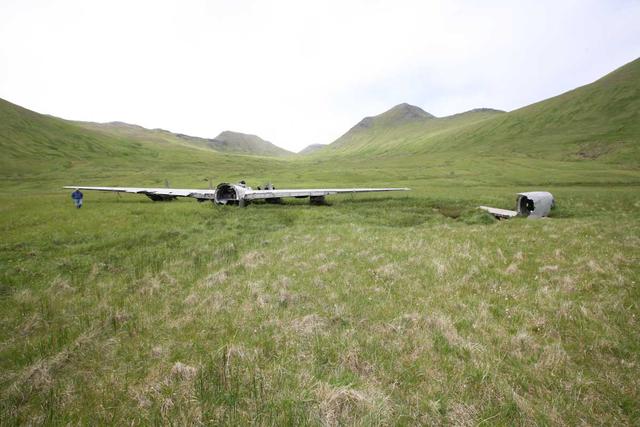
[71,188,83,208]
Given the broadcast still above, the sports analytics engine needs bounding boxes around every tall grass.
[1,180,638,424]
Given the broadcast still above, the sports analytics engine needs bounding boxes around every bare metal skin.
[480,191,555,219]
[63,182,410,206]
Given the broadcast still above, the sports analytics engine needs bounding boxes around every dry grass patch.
[248,280,272,308]
[171,361,198,381]
[371,263,398,282]
[151,345,166,359]
[426,314,482,354]
[47,277,76,295]
[539,265,559,273]
[224,344,247,366]
[510,330,539,359]
[18,313,44,337]
[291,314,327,336]
[318,261,337,273]
[278,289,295,306]
[388,312,421,333]
[504,263,519,274]
[558,274,578,292]
[446,402,478,426]
[432,258,448,277]
[138,271,177,295]
[183,292,200,306]
[315,382,390,427]
[13,288,35,305]
[587,259,605,273]
[535,342,569,373]
[340,348,374,377]
[7,329,98,398]
[201,270,227,288]
[240,250,264,268]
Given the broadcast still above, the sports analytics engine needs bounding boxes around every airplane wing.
[63,184,410,204]
[479,205,518,219]
[243,187,410,200]
[63,186,215,200]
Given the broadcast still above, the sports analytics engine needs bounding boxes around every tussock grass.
[1,183,638,424]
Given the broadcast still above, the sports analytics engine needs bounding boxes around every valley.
[0,58,639,425]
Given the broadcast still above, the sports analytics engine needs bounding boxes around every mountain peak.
[354,103,434,130]
[386,103,434,119]
[216,130,250,139]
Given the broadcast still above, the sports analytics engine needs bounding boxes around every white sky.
[1,0,639,152]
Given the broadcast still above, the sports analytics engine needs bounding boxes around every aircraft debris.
[63,181,410,206]
[480,191,555,219]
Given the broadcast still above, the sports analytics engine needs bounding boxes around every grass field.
[1,153,639,425]
[1,58,640,425]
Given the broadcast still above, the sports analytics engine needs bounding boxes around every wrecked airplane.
[480,191,555,219]
[63,181,410,207]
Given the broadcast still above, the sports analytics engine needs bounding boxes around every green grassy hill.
[322,58,640,163]
[298,143,326,155]
[206,130,292,157]
[0,98,156,176]
[0,98,291,187]
[0,98,296,189]
[76,122,292,157]
[322,103,504,155]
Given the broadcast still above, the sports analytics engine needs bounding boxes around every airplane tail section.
[479,191,554,219]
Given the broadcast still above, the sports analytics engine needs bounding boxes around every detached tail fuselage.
[480,191,555,219]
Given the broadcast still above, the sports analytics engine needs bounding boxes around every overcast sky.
[1,0,638,152]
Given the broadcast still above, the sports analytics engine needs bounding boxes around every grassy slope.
[0,99,154,177]
[322,104,503,155]
[323,58,640,164]
[1,60,639,425]
[0,98,295,189]
[298,144,326,155]
[76,122,293,157]
[208,130,292,157]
